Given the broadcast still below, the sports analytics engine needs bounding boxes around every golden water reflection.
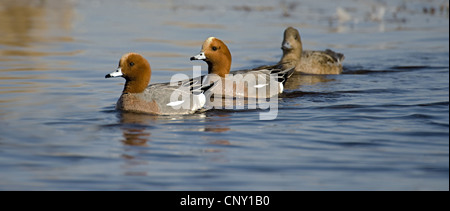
[0,0,74,48]
[0,0,78,110]
[118,112,156,147]
[0,0,78,65]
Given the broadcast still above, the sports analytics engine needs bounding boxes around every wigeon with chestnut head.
[191,37,295,98]
[106,53,214,115]
[280,27,345,74]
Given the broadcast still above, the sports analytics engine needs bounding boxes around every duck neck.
[123,77,149,94]
[207,60,230,78]
[279,49,302,68]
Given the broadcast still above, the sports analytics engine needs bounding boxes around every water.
[0,0,448,190]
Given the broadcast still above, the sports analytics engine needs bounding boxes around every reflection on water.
[202,111,232,152]
[0,0,74,48]
[118,112,156,146]
[118,111,232,146]
[284,72,335,90]
[0,0,78,100]
[116,110,233,177]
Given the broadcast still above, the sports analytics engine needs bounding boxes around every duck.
[190,37,295,98]
[279,27,345,75]
[105,53,215,115]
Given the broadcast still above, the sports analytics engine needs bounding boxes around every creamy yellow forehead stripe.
[202,37,216,49]
[206,37,215,45]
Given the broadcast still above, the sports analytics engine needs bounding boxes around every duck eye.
[212,46,218,51]
[129,62,134,67]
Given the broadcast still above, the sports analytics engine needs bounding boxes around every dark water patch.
[429,121,449,127]
[382,102,448,109]
[282,89,408,102]
[418,166,450,175]
[402,113,435,119]
[205,109,240,117]
[100,123,123,128]
[312,104,392,115]
[239,165,292,173]
[315,101,449,110]
[35,153,114,164]
[390,65,430,70]
[343,69,400,75]
[44,118,105,126]
[100,107,117,113]
[399,131,449,137]
[342,64,446,75]
[228,163,397,173]
[316,140,386,148]
[281,90,341,99]
[417,101,449,107]
[316,104,366,109]
[204,108,263,114]
[277,143,332,151]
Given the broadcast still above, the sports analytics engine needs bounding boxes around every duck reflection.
[284,72,335,90]
[115,112,156,176]
[121,128,151,146]
[118,112,157,146]
[118,111,215,146]
[204,111,231,134]
[201,111,232,156]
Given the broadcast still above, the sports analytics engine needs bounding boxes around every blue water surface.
[0,0,448,190]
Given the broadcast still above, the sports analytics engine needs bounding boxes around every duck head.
[106,53,151,94]
[280,27,303,64]
[190,37,232,78]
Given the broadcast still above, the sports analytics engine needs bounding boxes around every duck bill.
[281,41,292,50]
[105,67,123,78]
[190,52,206,61]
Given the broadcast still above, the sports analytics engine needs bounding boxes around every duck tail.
[325,49,345,63]
[272,65,295,84]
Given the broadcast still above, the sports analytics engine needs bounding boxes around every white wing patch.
[254,84,268,89]
[192,93,206,111]
[278,82,284,94]
[167,100,185,107]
